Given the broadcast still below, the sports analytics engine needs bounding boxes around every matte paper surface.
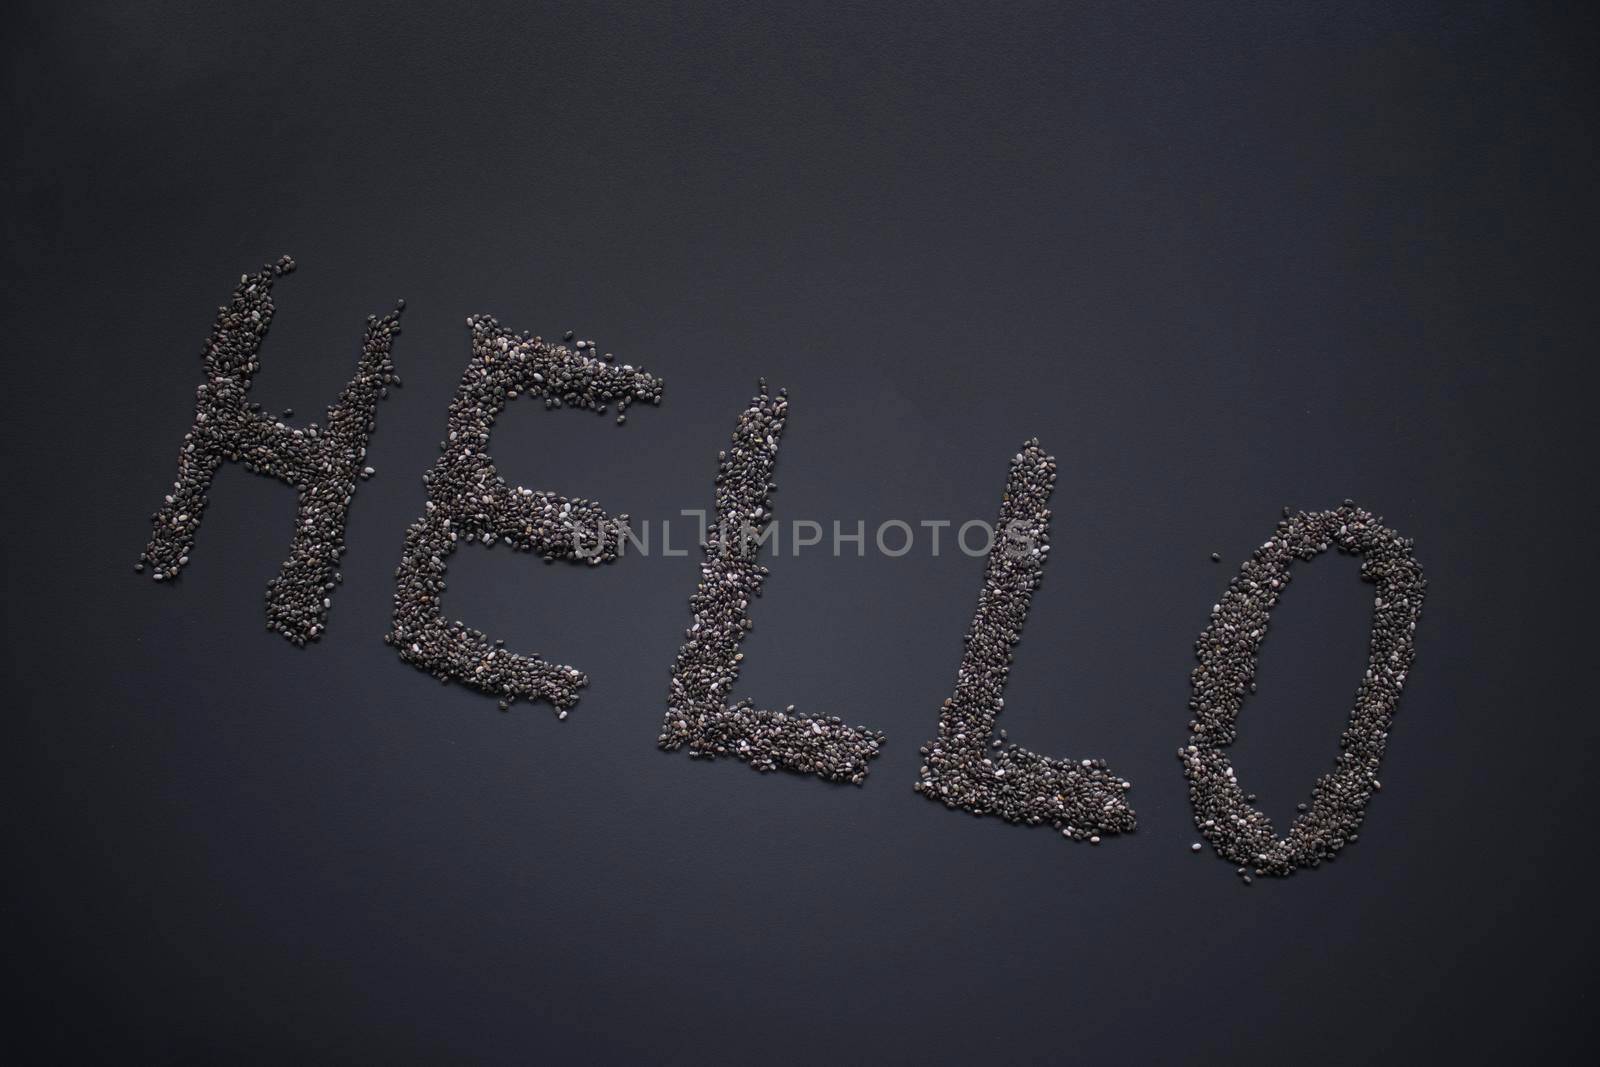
[4,2,1593,1062]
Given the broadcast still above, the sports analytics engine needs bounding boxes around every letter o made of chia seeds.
[1181,506,1426,879]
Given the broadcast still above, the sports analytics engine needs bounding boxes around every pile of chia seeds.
[385,315,662,714]
[138,255,402,646]
[914,440,1137,842]
[136,264,1428,882]
[1182,504,1426,881]
[658,381,885,783]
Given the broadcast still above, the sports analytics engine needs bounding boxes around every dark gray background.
[4,1,1595,1062]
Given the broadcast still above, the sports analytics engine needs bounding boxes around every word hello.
[139,258,1427,883]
